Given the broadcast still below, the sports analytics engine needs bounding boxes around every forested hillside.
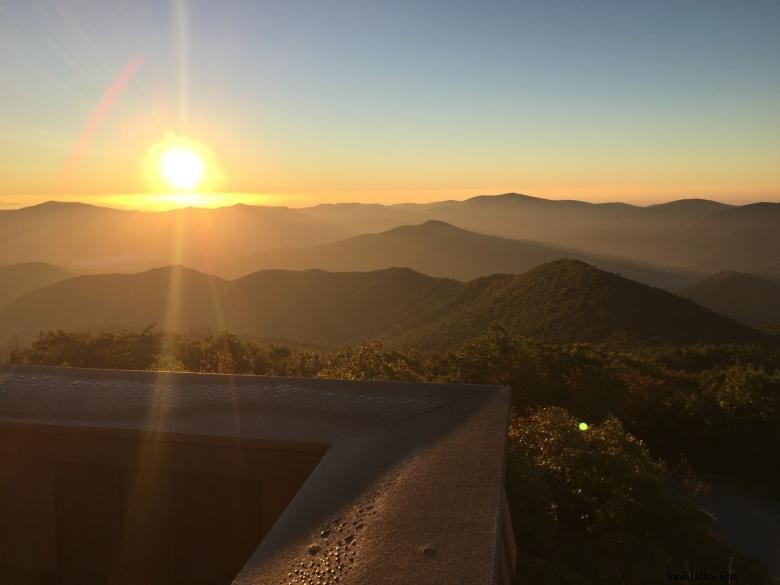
[0,261,768,348]
[387,260,767,349]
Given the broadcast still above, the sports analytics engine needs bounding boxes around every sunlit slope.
[0,261,767,349]
[233,220,697,289]
[0,262,72,306]
[681,271,780,332]
[0,202,350,274]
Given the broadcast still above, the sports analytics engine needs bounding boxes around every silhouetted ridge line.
[0,261,767,349]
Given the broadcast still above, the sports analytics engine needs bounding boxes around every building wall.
[0,425,324,585]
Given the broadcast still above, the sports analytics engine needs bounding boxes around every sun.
[143,134,222,206]
[161,147,205,190]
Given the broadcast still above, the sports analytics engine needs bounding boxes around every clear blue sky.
[1,0,778,207]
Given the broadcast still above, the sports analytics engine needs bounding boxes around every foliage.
[506,408,771,584]
[5,325,778,583]
[9,326,778,487]
[9,326,163,370]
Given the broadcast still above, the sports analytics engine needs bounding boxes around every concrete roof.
[0,365,513,584]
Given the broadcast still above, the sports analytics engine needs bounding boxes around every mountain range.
[299,194,780,274]
[229,220,697,289]
[0,260,768,349]
[2,194,778,278]
[0,201,349,273]
[1,194,776,346]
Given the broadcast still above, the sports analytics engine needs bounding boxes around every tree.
[506,407,771,584]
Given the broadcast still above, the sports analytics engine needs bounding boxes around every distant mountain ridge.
[0,201,350,274]
[299,193,779,274]
[0,261,767,349]
[2,193,777,276]
[229,219,697,289]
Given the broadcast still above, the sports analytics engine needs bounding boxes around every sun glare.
[143,134,220,204]
[161,147,205,190]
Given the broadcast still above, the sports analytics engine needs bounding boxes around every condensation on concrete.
[0,366,513,585]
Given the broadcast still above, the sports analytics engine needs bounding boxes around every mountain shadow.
[681,271,780,333]
[0,262,72,306]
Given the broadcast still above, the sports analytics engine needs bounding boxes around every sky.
[1,0,779,209]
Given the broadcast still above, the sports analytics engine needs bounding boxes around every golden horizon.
[1,188,777,213]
